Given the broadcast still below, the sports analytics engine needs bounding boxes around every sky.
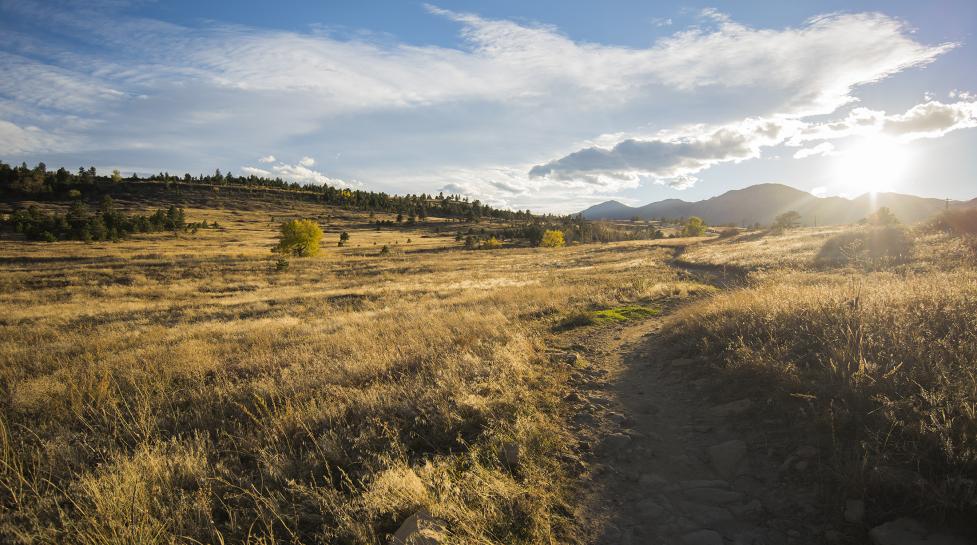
[1,0,976,212]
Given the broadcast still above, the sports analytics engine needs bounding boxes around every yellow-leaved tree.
[274,219,324,257]
[540,230,565,248]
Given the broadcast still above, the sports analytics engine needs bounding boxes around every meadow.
[3,190,977,544]
[0,197,695,544]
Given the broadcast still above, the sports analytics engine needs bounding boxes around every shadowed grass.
[664,223,977,524]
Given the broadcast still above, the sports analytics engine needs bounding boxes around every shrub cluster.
[815,225,914,268]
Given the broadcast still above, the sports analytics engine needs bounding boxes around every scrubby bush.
[772,210,801,231]
[481,236,502,249]
[868,206,899,226]
[540,230,565,248]
[815,225,914,268]
[682,216,706,237]
[933,207,977,236]
[274,219,323,257]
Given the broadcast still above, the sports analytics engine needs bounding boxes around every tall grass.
[665,265,977,519]
[0,205,680,544]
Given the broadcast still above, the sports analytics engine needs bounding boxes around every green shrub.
[682,216,706,237]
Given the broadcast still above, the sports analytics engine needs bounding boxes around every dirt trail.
[559,303,836,545]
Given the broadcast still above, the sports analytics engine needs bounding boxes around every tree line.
[0,160,533,223]
[8,196,208,242]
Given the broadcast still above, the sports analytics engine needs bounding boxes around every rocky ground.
[555,314,972,545]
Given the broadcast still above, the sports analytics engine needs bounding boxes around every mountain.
[580,183,956,226]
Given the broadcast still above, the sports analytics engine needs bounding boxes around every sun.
[834,135,911,194]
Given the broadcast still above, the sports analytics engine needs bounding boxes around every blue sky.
[1,0,975,212]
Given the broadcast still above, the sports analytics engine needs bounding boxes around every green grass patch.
[555,305,659,331]
[592,305,659,323]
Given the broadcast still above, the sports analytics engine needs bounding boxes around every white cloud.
[240,157,352,187]
[240,166,271,176]
[529,118,799,187]
[258,155,276,163]
[883,100,977,139]
[793,142,835,159]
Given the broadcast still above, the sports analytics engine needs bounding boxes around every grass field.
[0,199,702,544]
[3,193,977,543]
[667,222,977,524]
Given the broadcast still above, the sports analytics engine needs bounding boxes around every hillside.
[581,183,958,226]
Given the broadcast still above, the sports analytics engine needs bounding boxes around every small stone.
[730,499,763,517]
[391,508,441,545]
[765,528,788,545]
[924,533,972,545]
[604,433,631,452]
[637,498,665,519]
[681,501,734,525]
[639,473,668,488]
[869,518,927,545]
[598,523,622,544]
[682,487,744,505]
[708,439,748,479]
[681,529,724,545]
[794,460,809,471]
[640,403,661,415]
[795,445,819,459]
[710,398,753,417]
[824,529,844,543]
[672,357,694,367]
[501,442,520,466]
[573,411,597,427]
[844,499,865,523]
[565,353,579,365]
[679,479,730,489]
[607,411,630,426]
[787,529,801,537]
[732,529,765,545]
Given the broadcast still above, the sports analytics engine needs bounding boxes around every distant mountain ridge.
[580,183,961,226]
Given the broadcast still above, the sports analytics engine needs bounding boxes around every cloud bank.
[530,98,977,188]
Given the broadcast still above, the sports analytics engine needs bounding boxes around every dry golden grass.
[0,202,692,544]
[678,227,848,270]
[664,223,977,522]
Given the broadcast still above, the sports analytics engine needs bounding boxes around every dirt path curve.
[559,313,835,545]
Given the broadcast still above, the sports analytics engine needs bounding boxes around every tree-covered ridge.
[10,196,209,242]
[1,160,672,245]
[0,160,531,222]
